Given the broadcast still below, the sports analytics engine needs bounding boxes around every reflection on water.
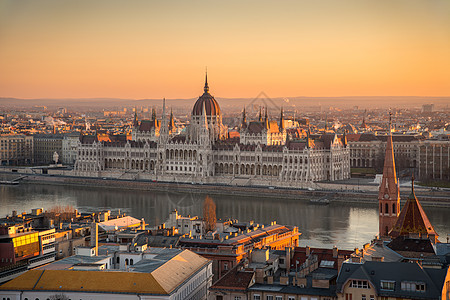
[1,183,449,249]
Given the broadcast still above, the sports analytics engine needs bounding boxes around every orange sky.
[1,0,449,99]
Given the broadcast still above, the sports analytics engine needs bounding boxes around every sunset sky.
[1,0,449,99]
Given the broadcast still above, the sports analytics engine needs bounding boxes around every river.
[1,183,449,249]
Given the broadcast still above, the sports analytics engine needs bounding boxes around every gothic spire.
[342,130,348,148]
[259,106,263,122]
[152,107,156,121]
[264,106,269,129]
[279,107,284,131]
[204,71,209,93]
[241,106,247,128]
[133,108,138,127]
[169,108,175,131]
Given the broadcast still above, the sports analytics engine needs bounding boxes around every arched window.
[125,258,129,265]
[380,203,382,213]
[130,259,134,265]
[117,257,120,264]
[392,203,396,214]
[385,203,389,214]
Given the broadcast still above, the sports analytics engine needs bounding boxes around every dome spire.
[204,69,209,93]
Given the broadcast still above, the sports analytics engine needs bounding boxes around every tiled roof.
[336,261,448,299]
[138,119,159,132]
[387,236,435,257]
[246,121,265,134]
[291,247,352,270]
[210,267,254,291]
[0,269,167,295]
[389,187,437,238]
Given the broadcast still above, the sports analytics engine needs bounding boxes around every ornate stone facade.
[74,77,350,187]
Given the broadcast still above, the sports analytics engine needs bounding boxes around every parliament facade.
[74,76,350,188]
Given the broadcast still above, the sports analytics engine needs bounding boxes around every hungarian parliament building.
[74,76,350,188]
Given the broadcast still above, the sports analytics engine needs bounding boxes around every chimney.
[332,246,338,258]
[90,222,98,256]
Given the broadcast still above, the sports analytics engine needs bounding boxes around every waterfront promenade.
[1,168,449,207]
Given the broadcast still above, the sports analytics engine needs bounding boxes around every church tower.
[379,115,400,238]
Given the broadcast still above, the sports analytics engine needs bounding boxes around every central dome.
[192,74,221,116]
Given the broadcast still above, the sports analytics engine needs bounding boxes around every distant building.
[347,133,424,170]
[61,132,80,165]
[0,134,33,166]
[33,133,64,165]
[418,140,450,181]
[422,104,435,113]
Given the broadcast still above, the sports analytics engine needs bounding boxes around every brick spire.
[378,123,400,238]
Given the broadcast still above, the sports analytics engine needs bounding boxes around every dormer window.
[380,280,395,291]
[401,281,425,292]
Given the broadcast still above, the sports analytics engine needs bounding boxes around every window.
[216,296,223,300]
[362,294,366,300]
[234,297,241,300]
[350,280,369,289]
[254,295,261,300]
[288,297,295,300]
[401,281,425,292]
[224,262,228,270]
[369,295,374,300]
[266,296,273,300]
[279,258,285,264]
[345,293,352,300]
[276,297,283,300]
[380,280,395,291]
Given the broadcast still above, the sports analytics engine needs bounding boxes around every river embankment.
[4,172,448,208]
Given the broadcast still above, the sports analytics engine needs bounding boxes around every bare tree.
[45,205,76,225]
[203,195,216,233]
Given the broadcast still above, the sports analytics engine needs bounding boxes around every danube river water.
[1,183,449,249]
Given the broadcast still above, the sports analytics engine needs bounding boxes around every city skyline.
[1,0,450,99]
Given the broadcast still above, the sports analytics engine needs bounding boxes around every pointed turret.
[306,125,311,148]
[159,98,168,141]
[378,115,400,238]
[279,107,284,131]
[389,176,438,240]
[264,107,269,129]
[169,108,175,131]
[342,130,348,148]
[133,109,138,127]
[152,107,156,121]
[258,106,263,122]
[241,107,247,128]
